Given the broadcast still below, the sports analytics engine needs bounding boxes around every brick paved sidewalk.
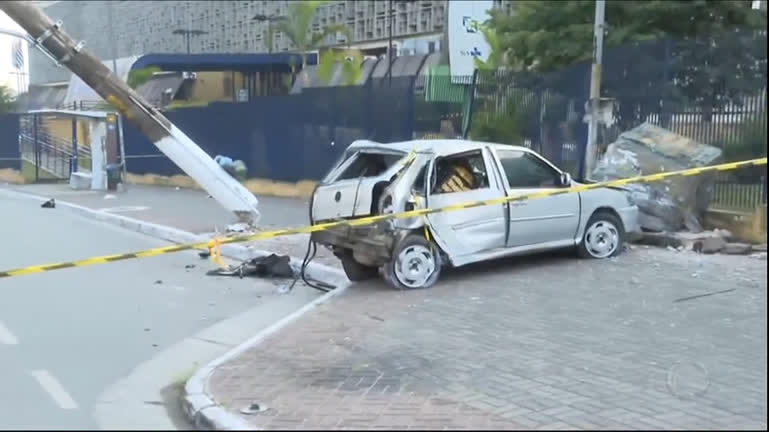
[207,248,767,430]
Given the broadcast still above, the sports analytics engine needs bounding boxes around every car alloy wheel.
[584,219,620,258]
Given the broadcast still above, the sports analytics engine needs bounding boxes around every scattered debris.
[674,288,736,303]
[184,264,196,269]
[144,328,150,332]
[749,252,767,260]
[198,250,211,259]
[154,280,163,284]
[592,122,722,232]
[207,254,295,278]
[692,236,727,254]
[41,198,55,208]
[103,194,117,200]
[225,222,251,233]
[634,232,683,249]
[366,313,385,322]
[633,229,756,256]
[240,403,269,415]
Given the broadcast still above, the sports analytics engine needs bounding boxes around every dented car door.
[425,147,507,258]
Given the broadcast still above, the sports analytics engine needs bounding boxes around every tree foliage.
[127,67,162,89]
[275,0,361,86]
[0,85,16,114]
[489,0,766,73]
[318,49,363,86]
[473,25,505,71]
[482,0,767,134]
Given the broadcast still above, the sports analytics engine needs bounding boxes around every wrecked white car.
[310,139,640,290]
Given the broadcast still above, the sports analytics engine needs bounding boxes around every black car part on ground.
[205,250,335,293]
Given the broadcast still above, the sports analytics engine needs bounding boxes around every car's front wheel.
[382,234,443,290]
[577,211,625,259]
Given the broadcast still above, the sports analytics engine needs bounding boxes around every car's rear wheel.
[340,254,379,282]
[382,234,442,290]
[578,211,625,259]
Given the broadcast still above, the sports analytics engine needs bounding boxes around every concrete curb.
[0,186,350,430]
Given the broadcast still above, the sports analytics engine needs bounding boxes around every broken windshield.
[337,152,406,180]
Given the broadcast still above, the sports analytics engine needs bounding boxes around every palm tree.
[274,0,362,86]
[473,24,505,71]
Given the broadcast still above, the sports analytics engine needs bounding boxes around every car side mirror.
[559,172,572,187]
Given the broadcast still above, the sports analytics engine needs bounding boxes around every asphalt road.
[5,183,311,234]
[0,193,320,429]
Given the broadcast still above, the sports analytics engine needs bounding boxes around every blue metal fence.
[123,76,418,182]
[0,113,20,171]
[467,63,591,178]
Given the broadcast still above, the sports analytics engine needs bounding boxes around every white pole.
[584,0,605,180]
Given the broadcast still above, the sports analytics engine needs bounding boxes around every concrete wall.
[31,0,516,85]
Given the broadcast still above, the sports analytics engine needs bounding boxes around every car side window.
[497,149,560,188]
[430,150,490,195]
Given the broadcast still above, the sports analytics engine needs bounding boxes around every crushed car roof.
[348,139,535,157]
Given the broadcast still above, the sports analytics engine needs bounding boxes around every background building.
[0,8,29,95]
[29,0,514,85]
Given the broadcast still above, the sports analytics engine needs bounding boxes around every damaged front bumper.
[310,221,399,265]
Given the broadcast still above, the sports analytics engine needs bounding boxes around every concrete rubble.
[634,228,767,256]
[592,122,722,232]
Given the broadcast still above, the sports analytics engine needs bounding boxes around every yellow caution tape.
[0,157,765,279]
[209,237,227,269]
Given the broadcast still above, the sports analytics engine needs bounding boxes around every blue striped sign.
[11,39,24,70]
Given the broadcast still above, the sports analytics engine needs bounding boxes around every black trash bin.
[105,163,122,191]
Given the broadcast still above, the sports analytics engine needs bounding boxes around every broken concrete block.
[692,236,727,254]
[722,243,753,255]
[634,232,683,249]
[592,122,722,232]
[669,230,727,250]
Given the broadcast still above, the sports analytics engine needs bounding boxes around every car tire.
[577,211,625,259]
[340,254,379,282]
[382,234,442,290]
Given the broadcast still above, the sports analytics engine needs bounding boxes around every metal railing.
[18,114,93,181]
[712,177,767,211]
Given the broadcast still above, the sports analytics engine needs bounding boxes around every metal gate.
[18,113,92,183]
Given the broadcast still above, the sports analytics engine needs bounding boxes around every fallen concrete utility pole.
[0,1,260,224]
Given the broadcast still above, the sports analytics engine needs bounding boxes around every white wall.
[0,10,30,95]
